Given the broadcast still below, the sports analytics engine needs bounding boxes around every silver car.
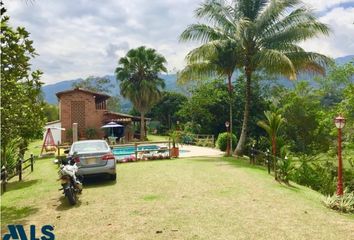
[68,140,116,180]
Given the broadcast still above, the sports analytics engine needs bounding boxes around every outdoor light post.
[334,115,345,196]
[225,121,230,156]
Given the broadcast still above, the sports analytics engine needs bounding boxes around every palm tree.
[257,110,285,179]
[180,0,331,155]
[178,40,240,155]
[115,46,167,140]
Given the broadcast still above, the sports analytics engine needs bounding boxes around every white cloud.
[303,0,354,12]
[300,7,354,58]
[4,0,200,84]
[3,0,354,84]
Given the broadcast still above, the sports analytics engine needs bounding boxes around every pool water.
[112,145,160,159]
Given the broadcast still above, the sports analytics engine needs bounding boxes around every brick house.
[56,88,146,143]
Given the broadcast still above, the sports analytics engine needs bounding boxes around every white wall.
[43,121,62,144]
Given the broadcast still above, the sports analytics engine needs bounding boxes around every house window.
[95,98,106,110]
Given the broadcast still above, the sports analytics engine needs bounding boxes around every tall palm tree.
[257,110,285,179]
[178,40,240,155]
[180,0,331,155]
[115,46,167,140]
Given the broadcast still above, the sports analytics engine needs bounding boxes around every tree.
[180,0,331,155]
[177,79,229,136]
[72,76,121,112]
[43,103,59,122]
[177,77,269,138]
[115,46,167,140]
[272,81,331,154]
[1,12,46,163]
[148,91,188,132]
[314,60,354,107]
[257,110,285,179]
[178,41,240,155]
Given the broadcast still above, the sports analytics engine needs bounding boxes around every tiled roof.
[56,88,110,99]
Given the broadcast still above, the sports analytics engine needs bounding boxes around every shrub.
[181,133,195,144]
[277,156,295,184]
[343,168,354,193]
[1,137,22,174]
[66,128,73,142]
[216,132,237,152]
[323,190,354,213]
[291,155,337,195]
[85,127,97,139]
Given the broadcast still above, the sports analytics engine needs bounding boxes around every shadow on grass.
[219,157,302,191]
[199,156,268,171]
[1,205,39,225]
[188,157,223,163]
[82,176,117,189]
[279,182,300,192]
[55,196,82,211]
[2,180,40,194]
[228,157,271,170]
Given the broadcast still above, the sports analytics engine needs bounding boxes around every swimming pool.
[112,145,160,159]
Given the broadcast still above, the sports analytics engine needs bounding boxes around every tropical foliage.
[180,0,331,155]
[1,13,46,164]
[115,46,167,140]
[323,190,354,213]
[257,110,285,178]
[147,92,188,133]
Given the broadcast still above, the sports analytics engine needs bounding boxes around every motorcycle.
[58,153,83,205]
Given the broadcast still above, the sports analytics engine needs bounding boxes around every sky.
[4,0,354,85]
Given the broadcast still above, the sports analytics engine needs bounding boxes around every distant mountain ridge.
[42,55,354,111]
[42,74,186,112]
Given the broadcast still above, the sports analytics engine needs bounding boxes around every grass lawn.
[24,139,44,158]
[1,156,354,240]
[147,134,168,142]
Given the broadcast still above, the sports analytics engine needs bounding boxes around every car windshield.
[72,142,109,153]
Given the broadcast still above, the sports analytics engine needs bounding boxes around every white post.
[73,123,78,142]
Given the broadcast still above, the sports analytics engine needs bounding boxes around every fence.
[249,147,274,174]
[110,141,172,161]
[57,141,173,162]
[247,146,340,178]
[181,134,215,147]
[1,154,35,193]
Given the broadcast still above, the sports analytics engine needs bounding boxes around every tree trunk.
[140,112,145,141]
[235,69,252,156]
[272,135,277,180]
[272,135,276,157]
[228,74,233,155]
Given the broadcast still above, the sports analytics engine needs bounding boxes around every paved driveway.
[179,145,223,158]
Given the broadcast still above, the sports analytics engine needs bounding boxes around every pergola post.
[73,123,78,142]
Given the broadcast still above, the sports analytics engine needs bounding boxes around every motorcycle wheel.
[65,186,77,205]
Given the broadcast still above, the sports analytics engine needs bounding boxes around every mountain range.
[42,55,353,111]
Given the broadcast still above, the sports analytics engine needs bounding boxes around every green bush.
[277,156,295,184]
[181,133,195,144]
[216,132,237,152]
[85,127,97,139]
[66,128,73,142]
[1,137,22,174]
[343,168,354,193]
[291,155,337,195]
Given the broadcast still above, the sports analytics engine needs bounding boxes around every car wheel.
[109,174,117,181]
